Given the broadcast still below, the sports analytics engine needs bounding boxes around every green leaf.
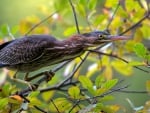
[96,88,107,96]
[111,60,133,76]
[88,0,97,10]
[0,24,8,36]
[101,79,118,90]
[11,25,19,35]
[49,98,72,112]
[146,80,150,94]
[77,4,86,17]
[95,75,105,88]
[79,76,95,95]
[105,0,118,8]
[79,76,93,89]
[28,91,40,98]
[133,43,147,58]
[99,95,114,102]
[128,61,143,66]
[68,86,80,99]
[0,98,8,110]
[2,83,11,96]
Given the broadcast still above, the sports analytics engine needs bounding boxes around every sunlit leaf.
[77,4,86,17]
[101,79,118,90]
[2,83,11,97]
[95,75,105,88]
[29,98,42,106]
[79,0,87,5]
[99,95,114,102]
[140,25,150,39]
[28,91,40,98]
[79,76,93,89]
[79,76,95,95]
[128,61,144,66]
[133,43,147,58]
[42,91,55,102]
[105,0,118,8]
[11,25,19,35]
[110,104,120,112]
[146,80,150,94]
[111,60,133,76]
[94,103,114,113]
[0,98,8,110]
[88,0,97,10]
[104,66,113,80]
[68,86,80,99]
[0,24,8,36]
[96,88,107,96]
[49,98,72,112]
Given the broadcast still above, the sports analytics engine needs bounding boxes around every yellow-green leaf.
[134,43,147,58]
[68,86,80,99]
[79,76,93,89]
[28,91,40,98]
[111,60,133,76]
[79,76,95,95]
[49,98,72,112]
[146,80,150,94]
[95,75,105,88]
[128,61,143,66]
[101,79,118,90]
[0,98,8,110]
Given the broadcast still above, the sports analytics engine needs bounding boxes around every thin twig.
[24,11,58,36]
[69,100,80,113]
[26,61,70,81]
[34,105,47,113]
[40,81,79,93]
[57,52,89,86]
[50,99,61,113]
[116,90,148,94]
[88,50,149,73]
[17,61,71,96]
[119,11,150,35]
[73,85,128,103]
[106,2,120,30]
[69,0,80,34]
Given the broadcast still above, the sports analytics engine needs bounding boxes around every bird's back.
[0,35,57,71]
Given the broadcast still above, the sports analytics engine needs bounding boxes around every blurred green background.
[0,0,50,26]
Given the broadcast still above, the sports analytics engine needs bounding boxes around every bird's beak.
[107,35,129,41]
[95,35,129,44]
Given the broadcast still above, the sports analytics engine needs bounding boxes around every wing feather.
[0,35,56,65]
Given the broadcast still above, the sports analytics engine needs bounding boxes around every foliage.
[0,0,150,112]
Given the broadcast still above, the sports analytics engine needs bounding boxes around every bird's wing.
[0,40,14,50]
[0,35,56,65]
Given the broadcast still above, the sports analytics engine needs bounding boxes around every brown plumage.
[0,31,127,72]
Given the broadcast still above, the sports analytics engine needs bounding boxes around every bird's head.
[82,31,128,46]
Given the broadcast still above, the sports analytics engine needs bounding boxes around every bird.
[0,31,127,73]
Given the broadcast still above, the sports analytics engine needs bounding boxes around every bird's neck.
[59,35,95,49]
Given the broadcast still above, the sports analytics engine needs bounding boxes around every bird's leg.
[24,73,30,81]
[44,71,55,82]
[11,71,34,90]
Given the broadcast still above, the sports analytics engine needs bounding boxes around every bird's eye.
[98,34,103,38]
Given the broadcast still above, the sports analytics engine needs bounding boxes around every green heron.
[0,31,127,73]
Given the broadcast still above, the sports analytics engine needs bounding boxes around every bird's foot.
[24,72,30,81]
[44,71,55,82]
[11,78,36,91]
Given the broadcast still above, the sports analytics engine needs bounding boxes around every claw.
[44,71,55,82]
